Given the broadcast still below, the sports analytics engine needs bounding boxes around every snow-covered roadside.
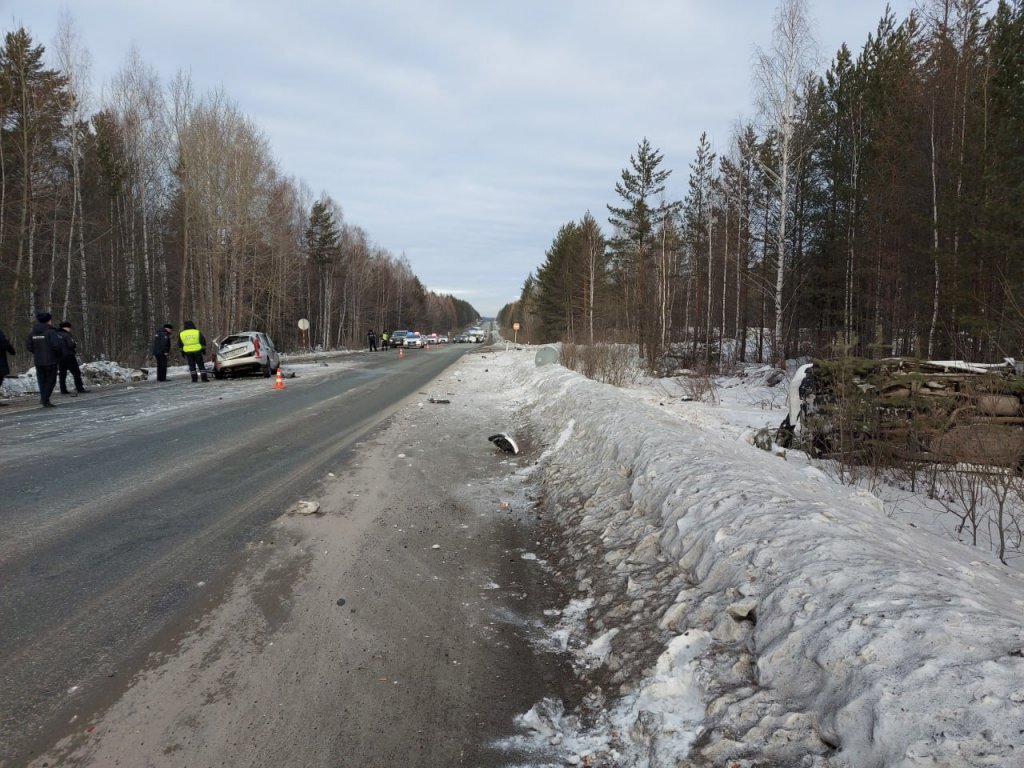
[0,349,362,400]
[483,347,1024,767]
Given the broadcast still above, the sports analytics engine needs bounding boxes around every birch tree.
[580,211,606,345]
[755,0,816,365]
[108,48,171,342]
[54,12,92,339]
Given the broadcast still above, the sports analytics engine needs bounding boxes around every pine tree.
[978,0,1024,353]
[682,132,717,363]
[607,138,679,369]
[0,28,71,330]
[304,199,341,348]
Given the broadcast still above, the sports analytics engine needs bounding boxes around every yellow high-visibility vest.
[180,328,202,353]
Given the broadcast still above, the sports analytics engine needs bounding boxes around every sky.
[8,0,921,317]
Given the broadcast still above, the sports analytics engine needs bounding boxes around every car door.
[263,333,280,371]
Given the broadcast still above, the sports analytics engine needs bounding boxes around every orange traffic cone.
[273,367,286,389]
[398,346,404,359]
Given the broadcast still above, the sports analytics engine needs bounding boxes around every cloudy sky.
[10,1,918,317]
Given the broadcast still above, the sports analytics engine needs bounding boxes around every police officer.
[152,323,173,381]
[57,321,89,394]
[178,320,209,382]
[26,312,63,407]
[381,331,389,350]
[0,327,15,405]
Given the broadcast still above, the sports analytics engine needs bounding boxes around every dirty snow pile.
[494,349,1024,767]
[0,360,144,397]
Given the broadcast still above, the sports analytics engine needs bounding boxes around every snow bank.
[500,352,1024,767]
[0,360,144,398]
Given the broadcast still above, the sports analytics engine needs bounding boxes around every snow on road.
[469,346,1024,768]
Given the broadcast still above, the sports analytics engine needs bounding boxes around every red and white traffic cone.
[273,367,286,389]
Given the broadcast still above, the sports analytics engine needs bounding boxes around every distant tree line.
[0,23,477,368]
[500,0,1024,371]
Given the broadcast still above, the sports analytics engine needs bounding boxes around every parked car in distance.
[438,334,450,344]
[405,332,424,348]
[213,331,280,378]
[453,333,469,343]
[390,330,409,348]
[425,333,439,345]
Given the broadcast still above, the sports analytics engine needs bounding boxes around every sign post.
[512,322,520,346]
[297,318,310,351]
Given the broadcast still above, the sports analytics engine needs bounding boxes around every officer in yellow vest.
[178,320,209,382]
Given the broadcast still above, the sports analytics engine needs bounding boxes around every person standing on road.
[56,321,89,395]
[26,312,63,407]
[368,329,377,351]
[152,323,173,381]
[178,320,209,382]
[0,327,15,406]
[380,331,389,350]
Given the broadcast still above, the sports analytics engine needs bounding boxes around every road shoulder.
[29,350,570,767]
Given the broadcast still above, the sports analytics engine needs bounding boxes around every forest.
[501,0,1024,373]
[0,23,478,370]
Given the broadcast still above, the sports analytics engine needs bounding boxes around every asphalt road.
[0,344,514,764]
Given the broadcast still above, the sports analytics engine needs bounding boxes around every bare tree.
[108,47,173,344]
[581,212,603,345]
[754,0,816,365]
[54,12,92,341]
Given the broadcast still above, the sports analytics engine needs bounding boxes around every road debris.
[290,500,321,515]
[488,432,519,454]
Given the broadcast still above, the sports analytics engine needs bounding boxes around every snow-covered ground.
[473,346,1024,767]
[0,350,361,401]
[10,343,1023,766]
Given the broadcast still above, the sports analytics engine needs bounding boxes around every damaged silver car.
[213,332,281,379]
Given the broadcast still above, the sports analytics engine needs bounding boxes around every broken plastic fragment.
[488,433,519,454]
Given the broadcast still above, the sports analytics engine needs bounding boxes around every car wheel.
[214,369,225,380]
[262,361,271,377]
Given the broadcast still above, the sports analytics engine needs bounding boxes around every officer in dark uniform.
[178,320,209,382]
[57,321,89,394]
[0,327,15,405]
[152,323,173,381]
[26,312,63,407]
